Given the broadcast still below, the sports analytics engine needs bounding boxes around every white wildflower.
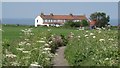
[86,31,88,33]
[19,41,26,46]
[102,27,105,30]
[45,58,50,61]
[90,33,94,35]
[0,29,3,31]
[30,62,41,67]
[98,31,101,33]
[96,28,101,30]
[34,48,38,50]
[82,27,85,30]
[85,34,88,37]
[51,35,54,37]
[99,39,105,42]
[16,48,24,51]
[92,57,95,60]
[6,54,17,58]
[108,38,114,41]
[21,28,33,35]
[49,41,53,44]
[55,53,58,56]
[37,40,45,43]
[22,51,30,54]
[25,39,29,41]
[41,38,44,40]
[30,33,34,35]
[11,62,20,66]
[49,53,54,58]
[48,29,51,31]
[70,36,73,38]
[44,48,51,51]
[26,43,31,46]
[105,58,109,60]
[42,51,47,54]
[78,36,80,38]
[22,56,30,59]
[93,36,96,38]
[70,32,74,35]
[45,43,49,47]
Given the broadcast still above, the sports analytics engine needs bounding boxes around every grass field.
[2,25,119,67]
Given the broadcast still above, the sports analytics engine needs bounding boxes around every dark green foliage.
[64,20,88,28]
[81,19,89,26]
[60,34,68,46]
[64,21,75,28]
[90,12,110,28]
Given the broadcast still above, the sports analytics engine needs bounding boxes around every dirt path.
[52,46,69,66]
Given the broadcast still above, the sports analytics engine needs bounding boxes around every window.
[37,20,38,23]
[54,20,56,22]
[48,20,50,22]
[45,20,47,22]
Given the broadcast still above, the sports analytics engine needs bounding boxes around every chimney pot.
[50,13,53,16]
[69,13,73,16]
[41,12,44,16]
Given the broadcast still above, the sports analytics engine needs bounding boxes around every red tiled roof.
[43,22,64,24]
[40,15,87,20]
[90,20,96,26]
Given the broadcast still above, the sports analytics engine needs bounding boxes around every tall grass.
[65,29,119,66]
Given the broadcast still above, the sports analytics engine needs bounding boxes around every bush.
[64,20,88,28]
[48,34,68,53]
[64,21,75,28]
[81,20,89,26]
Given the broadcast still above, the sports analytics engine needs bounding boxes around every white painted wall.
[35,16,43,27]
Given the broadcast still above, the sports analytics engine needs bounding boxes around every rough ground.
[52,46,69,67]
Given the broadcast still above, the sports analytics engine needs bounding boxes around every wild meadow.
[65,29,119,66]
[2,25,119,67]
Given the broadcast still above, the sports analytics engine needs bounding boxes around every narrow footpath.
[52,46,69,67]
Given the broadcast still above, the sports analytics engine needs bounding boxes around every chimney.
[41,12,44,16]
[50,13,54,16]
[69,13,73,16]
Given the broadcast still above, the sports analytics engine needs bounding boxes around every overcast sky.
[0,2,1,20]
[1,0,119,2]
[2,2,118,20]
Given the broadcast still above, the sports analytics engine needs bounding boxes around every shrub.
[81,19,89,27]
[64,20,88,28]
[48,34,68,53]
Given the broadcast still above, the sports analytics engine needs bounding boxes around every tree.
[81,20,89,26]
[90,12,110,28]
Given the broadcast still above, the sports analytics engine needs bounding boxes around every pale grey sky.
[0,2,1,20]
[1,0,119,2]
[2,2,118,20]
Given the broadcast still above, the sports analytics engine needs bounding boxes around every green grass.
[3,26,83,43]
[2,25,30,41]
